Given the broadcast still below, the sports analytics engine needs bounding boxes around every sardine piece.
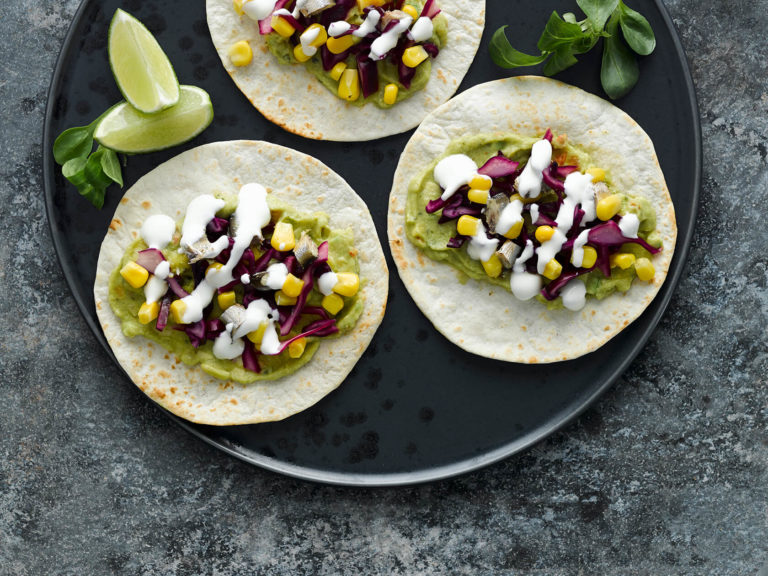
[185,238,222,263]
[299,0,336,17]
[592,181,610,200]
[249,271,272,290]
[496,240,522,269]
[485,193,510,235]
[220,304,247,334]
[294,231,318,267]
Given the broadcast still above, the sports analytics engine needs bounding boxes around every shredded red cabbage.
[136,248,165,273]
[156,295,171,332]
[277,319,338,354]
[422,42,439,58]
[425,197,446,213]
[478,154,519,178]
[555,165,579,178]
[206,217,229,241]
[588,220,661,254]
[301,306,329,320]
[357,54,379,98]
[166,276,189,298]
[544,128,553,141]
[281,241,329,336]
[541,267,592,300]
[242,342,261,373]
[254,248,277,273]
[447,236,466,248]
[421,0,441,18]
[542,163,565,194]
[175,320,206,348]
[258,0,290,34]
[321,45,348,71]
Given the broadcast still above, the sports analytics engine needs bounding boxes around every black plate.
[44,0,700,485]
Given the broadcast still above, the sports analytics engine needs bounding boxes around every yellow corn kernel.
[282,273,305,298]
[402,45,428,68]
[327,34,357,54]
[217,291,237,310]
[138,301,160,325]
[233,0,245,15]
[596,194,622,221]
[503,220,524,240]
[271,221,296,252]
[535,225,555,243]
[247,323,267,344]
[481,254,503,278]
[275,290,297,306]
[270,15,296,38]
[293,44,313,63]
[469,174,492,191]
[322,293,345,315]
[228,41,253,67]
[610,253,636,270]
[542,259,563,280]
[467,188,489,205]
[402,4,419,19]
[302,23,327,48]
[120,261,149,289]
[357,0,385,9]
[635,257,656,282]
[338,68,360,101]
[332,272,359,297]
[170,300,187,324]
[456,215,479,237]
[288,337,307,359]
[330,61,347,81]
[587,167,606,182]
[383,83,399,105]
[206,261,224,276]
[576,245,598,269]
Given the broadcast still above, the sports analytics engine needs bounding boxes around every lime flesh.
[94,86,213,153]
[108,9,180,114]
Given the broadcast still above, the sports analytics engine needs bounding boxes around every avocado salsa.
[405,132,663,311]
[240,0,447,108]
[110,194,363,384]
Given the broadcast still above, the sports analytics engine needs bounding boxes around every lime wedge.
[94,86,213,153]
[108,9,180,113]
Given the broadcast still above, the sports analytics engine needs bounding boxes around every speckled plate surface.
[43,0,700,486]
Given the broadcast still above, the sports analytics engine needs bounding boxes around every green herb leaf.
[100,147,124,187]
[601,13,640,99]
[78,183,104,210]
[576,0,619,32]
[85,148,114,189]
[53,126,94,165]
[619,1,656,55]
[489,26,549,68]
[62,157,89,187]
[537,11,589,53]
[543,46,579,76]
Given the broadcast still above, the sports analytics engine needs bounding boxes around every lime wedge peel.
[108,8,180,114]
[94,86,214,154]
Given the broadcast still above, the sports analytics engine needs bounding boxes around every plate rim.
[43,0,701,487]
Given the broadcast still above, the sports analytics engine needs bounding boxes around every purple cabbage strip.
[242,289,259,308]
[422,42,439,58]
[425,197,446,214]
[534,212,557,227]
[438,204,481,223]
[357,53,379,98]
[283,255,300,276]
[301,306,329,320]
[478,154,519,178]
[206,217,229,241]
[320,0,356,26]
[136,248,165,273]
[155,296,171,332]
[588,220,661,254]
[555,165,579,178]
[541,267,592,300]
[258,0,290,34]
[542,164,565,194]
[276,12,305,32]
[544,128,553,142]
[281,241,329,336]
[254,248,277,273]
[277,319,338,354]
[166,276,189,298]
[397,45,416,88]
[447,236,466,249]
[175,320,206,348]
[242,342,261,373]
[321,45,348,71]
[206,318,225,339]
[571,207,585,234]
[420,0,441,18]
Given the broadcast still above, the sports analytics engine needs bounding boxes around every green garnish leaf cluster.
[53,111,123,210]
[489,0,656,99]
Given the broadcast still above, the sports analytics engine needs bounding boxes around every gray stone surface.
[1,1,766,575]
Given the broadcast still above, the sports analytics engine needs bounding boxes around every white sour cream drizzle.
[328,21,351,37]
[561,280,587,311]
[509,240,541,300]
[529,203,540,226]
[467,225,499,262]
[495,198,524,237]
[517,139,553,198]
[434,154,478,201]
[180,195,225,249]
[141,215,175,249]
[570,229,590,268]
[619,213,640,238]
[243,0,279,21]
[318,271,338,295]
[178,185,270,324]
[409,16,434,42]
[300,26,321,57]
[217,299,281,357]
[535,171,596,275]
[240,273,251,285]
[264,262,288,290]
[370,15,412,60]
[353,10,380,37]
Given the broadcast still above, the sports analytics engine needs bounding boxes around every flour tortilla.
[95,140,388,425]
[206,0,485,141]
[388,77,677,363]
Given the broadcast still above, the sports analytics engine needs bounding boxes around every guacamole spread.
[405,132,663,311]
[257,0,447,108]
[110,193,363,384]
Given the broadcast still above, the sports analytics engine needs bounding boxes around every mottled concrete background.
[1,1,766,575]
